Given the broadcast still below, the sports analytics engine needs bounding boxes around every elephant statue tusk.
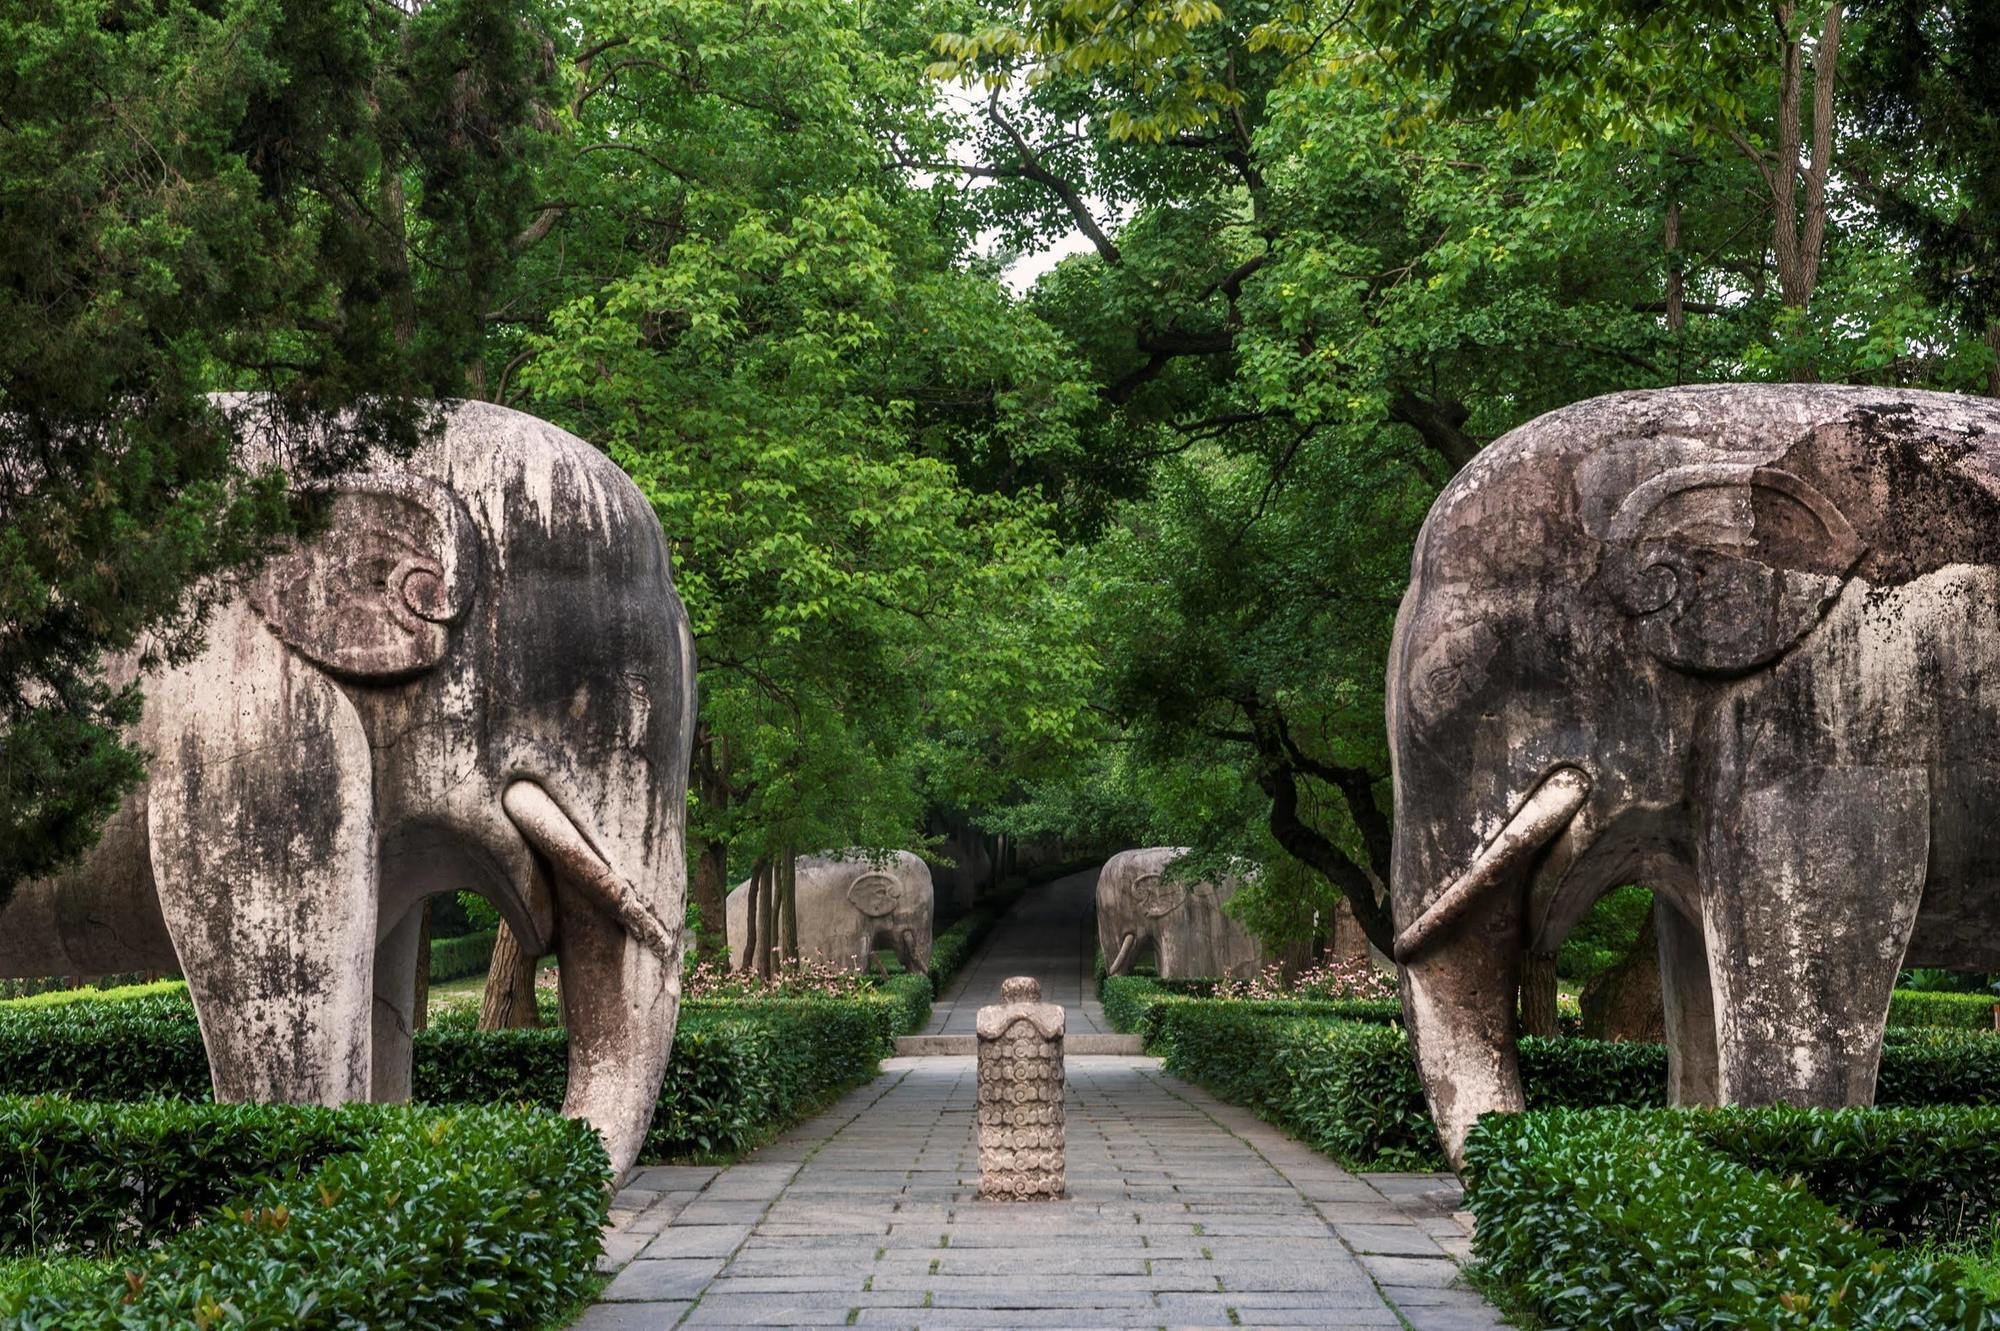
[1107,930,1138,977]
[503,781,678,967]
[1394,766,1591,964]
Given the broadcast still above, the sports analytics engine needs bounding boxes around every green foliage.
[0,0,550,898]
[0,1098,608,1328]
[0,987,907,1163]
[506,0,1096,880]
[1099,975,1400,1042]
[428,930,497,984]
[1556,887,1654,982]
[1890,990,1999,1031]
[1120,995,2000,1170]
[0,982,185,1011]
[1465,1107,2000,1331]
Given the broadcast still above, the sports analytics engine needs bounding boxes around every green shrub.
[0,1098,608,1329]
[1133,998,2000,1170]
[1465,1107,1999,1330]
[1890,989,1998,1031]
[0,981,186,1011]
[1100,976,1401,1043]
[0,988,901,1163]
[1555,885,1653,982]
[428,928,497,983]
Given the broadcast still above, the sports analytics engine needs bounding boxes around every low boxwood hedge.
[1100,975,1402,1041]
[428,928,497,983]
[1889,988,1998,1031]
[926,891,1020,997]
[1465,1106,2000,1330]
[0,988,904,1162]
[1137,999,2000,1170]
[0,1096,607,1328]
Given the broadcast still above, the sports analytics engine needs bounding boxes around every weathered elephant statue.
[1390,384,2000,1167]
[0,399,695,1178]
[1097,848,1265,980]
[724,851,934,974]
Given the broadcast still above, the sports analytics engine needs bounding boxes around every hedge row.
[1465,1106,2000,1329]
[428,929,497,983]
[1100,975,1401,1040]
[0,987,908,1162]
[1889,988,1998,1031]
[1136,998,2000,1170]
[0,1097,607,1328]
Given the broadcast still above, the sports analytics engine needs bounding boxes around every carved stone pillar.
[975,976,1066,1200]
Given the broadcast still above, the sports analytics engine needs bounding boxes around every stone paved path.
[577,1055,1507,1330]
[926,867,1108,1036]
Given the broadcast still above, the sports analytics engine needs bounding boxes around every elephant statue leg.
[146,614,380,1104]
[1654,900,1719,1106]
[1697,767,1929,1107]
[370,907,427,1102]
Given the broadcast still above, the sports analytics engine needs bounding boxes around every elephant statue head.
[0,398,695,1178]
[724,850,934,975]
[1388,384,2000,1168]
[1097,848,1266,980]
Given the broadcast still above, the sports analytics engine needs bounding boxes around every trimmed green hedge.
[428,928,497,983]
[1100,975,1401,1041]
[0,988,904,1162]
[1137,999,2000,1170]
[1466,1107,2000,1330]
[1,1098,606,1328]
[1890,988,1998,1031]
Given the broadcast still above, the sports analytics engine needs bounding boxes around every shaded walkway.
[580,1056,1505,1330]
[926,866,1108,1036]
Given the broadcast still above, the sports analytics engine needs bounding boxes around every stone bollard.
[975,976,1066,1200]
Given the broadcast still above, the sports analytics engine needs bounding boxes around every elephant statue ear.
[1134,873,1189,918]
[848,871,903,918]
[1601,463,1866,675]
[248,473,480,680]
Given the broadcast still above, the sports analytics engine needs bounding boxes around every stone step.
[893,1033,1144,1057]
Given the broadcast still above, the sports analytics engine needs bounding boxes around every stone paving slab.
[572,1054,1509,1330]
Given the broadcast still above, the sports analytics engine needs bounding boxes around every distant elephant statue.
[1389,384,2000,1167]
[724,851,934,974]
[1097,848,1265,980]
[0,399,695,1178]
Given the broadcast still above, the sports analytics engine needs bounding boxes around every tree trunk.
[755,856,778,979]
[1580,908,1666,1043]
[1518,953,1561,1038]
[691,837,730,962]
[1664,200,1685,334]
[738,857,763,974]
[478,922,541,1030]
[689,725,732,951]
[411,901,432,1034]
[779,850,799,966]
[1987,321,2000,398]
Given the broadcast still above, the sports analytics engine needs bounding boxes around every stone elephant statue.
[1389,384,2000,1167]
[725,851,934,974]
[0,399,695,1178]
[1097,848,1265,980]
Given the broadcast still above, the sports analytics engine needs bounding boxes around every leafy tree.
[501,0,1096,972]
[0,0,548,900]
[939,0,1987,959]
